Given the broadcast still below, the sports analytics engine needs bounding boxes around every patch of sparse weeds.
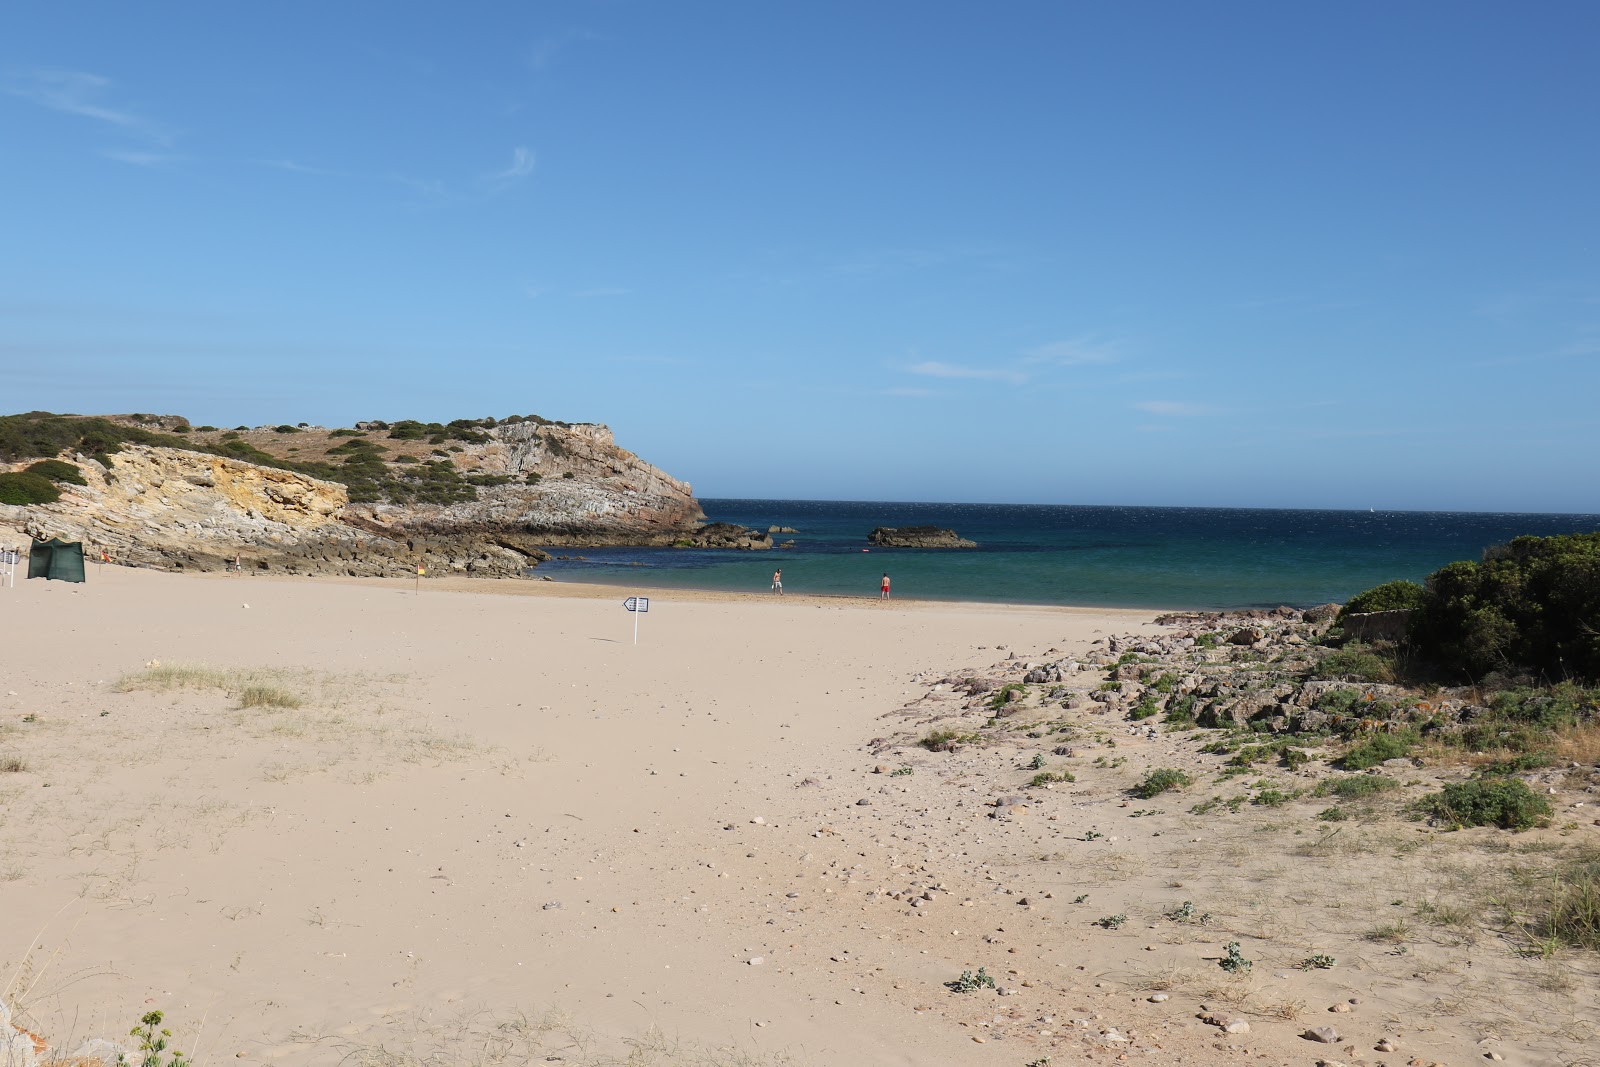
[1299,954,1336,970]
[1092,755,1128,769]
[1097,681,1122,693]
[1027,769,1075,787]
[238,685,304,709]
[1133,768,1192,799]
[1339,729,1418,770]
[1318,806,1349,821]
[1315,773,1399,800]
[1218,941,1252,973]
[1474,752,1554,776]
[1166,901,1212,925]
[1533,851,1600,950]
[1151,672,1179,693]
[1072,893,1089,903]
[919,728,978,752]
[1311,643,1398,683]
[1094,914,1128,929]
[986,683,1027,710]
[1129,696,1161,720]
[889,765,913,777]
[1366,918,1411,943]
[945,966,997,993]
[0,755,27,773]
[1190,797,1223,815]
[1251,786,1301,807]
[1196,632,1221,649]
[1083,830,1104,841]
[1027,753,1046,770]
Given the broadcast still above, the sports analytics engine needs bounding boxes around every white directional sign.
[623,595,650,644]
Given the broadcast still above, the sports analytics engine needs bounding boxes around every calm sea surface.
[532,500,1600,610]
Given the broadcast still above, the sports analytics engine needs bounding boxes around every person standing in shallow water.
[880,572,890,600]
[771,568,783,595]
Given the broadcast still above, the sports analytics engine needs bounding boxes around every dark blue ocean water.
[533,500,1600,610]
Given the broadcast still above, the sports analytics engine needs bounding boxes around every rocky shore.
[867,525,976,548]
[0,416,707,578]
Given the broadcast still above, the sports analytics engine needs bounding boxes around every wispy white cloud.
[261,158,449,200]
[1023,337,1120,367]
[103,149,181,167]
[908,360,1028,385]
[487,146,537,184]
[1133,400,1220,416]
[8,68,170,143]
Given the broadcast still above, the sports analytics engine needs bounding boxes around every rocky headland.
[867,525,977,548]
[0,413,707,578]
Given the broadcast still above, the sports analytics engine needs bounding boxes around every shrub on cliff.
[0,471,62,505]
[25,459,88,485]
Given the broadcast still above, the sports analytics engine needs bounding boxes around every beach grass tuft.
[237,685,304,710]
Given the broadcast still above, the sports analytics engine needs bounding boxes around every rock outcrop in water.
[867,525,976,548]
[0,415,706,578]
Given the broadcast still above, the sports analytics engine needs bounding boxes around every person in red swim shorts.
[880,572,890,600]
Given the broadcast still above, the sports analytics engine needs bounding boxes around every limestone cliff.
[0,417,705,578]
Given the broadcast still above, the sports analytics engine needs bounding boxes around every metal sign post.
[623,595,650,644]
[0,546,16,589]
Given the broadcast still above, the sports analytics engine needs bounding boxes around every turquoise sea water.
[533,500,1600,610]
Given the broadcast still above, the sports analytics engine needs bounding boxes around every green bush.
[1420,777,1551,830]
[273,424,301,433]
[1410,532,1600,682]
[1317,773,1399,799]
[0,471,61,505]
[25,459,87,485]
[1340,580,1426,617]
[1133,768,1192,799]
[1312,646,1397,683]
[1339,730,1417,770]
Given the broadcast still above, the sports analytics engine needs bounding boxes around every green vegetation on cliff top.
[0,411,555,507]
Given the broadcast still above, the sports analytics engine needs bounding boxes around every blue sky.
[4,2,1597,512]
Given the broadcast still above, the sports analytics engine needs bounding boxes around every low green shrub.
[1134,768,1191,799]
[1420,777,1551,830]
[25,459,87,485]
[0,471,61,505]
[1312,646,1397,683]
[920,728,975,752]
[1340,580,1425,617]
[1339,729,1418,770]
[1164,693,1197,726]
[1317,774,1399,800]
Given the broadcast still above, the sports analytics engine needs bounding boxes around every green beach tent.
[28,537,86,583]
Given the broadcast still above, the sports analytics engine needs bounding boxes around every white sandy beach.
[3,569,1596,1066]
